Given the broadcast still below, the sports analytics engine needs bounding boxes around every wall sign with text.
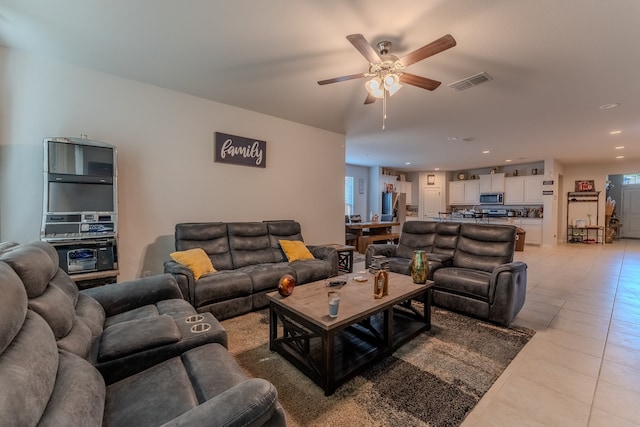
[214,132,266,168]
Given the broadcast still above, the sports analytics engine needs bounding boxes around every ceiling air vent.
[448,72,493,92]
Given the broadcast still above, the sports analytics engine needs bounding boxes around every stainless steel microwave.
[479,192,504,204]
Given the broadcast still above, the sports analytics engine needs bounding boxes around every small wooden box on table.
[267,272,432,396]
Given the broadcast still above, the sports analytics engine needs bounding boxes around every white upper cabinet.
[523,176,543,203]
[465,180,480,204]
[479,173,505,193]
[450,180,479,205]
[505,175,543,204]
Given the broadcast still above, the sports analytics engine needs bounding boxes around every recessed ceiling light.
[505,159,512,163]
[482,150,490,154]
[447,137,458,141]
[599,103,620,110]
[616,156,625,159]
[434,167,440,171]
[609,130,622,134]
[405,162,411,165]
[616,146,625,149]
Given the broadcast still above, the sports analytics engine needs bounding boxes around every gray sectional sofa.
[366,221,527,326]
[164,220,339,320]
[0,240,286,426]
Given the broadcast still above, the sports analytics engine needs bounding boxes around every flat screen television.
[47,139,114,178]
[43,137,117,215]
[47,181,114,212]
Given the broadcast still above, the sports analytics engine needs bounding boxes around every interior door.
[422,187,441,220]
[621,185,640,238]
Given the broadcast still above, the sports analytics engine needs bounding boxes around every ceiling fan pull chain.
[382,89,387,130]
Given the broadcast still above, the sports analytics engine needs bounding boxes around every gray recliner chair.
[0,261,286,426]
[0,241,228,384]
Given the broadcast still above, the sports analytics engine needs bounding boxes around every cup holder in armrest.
[190,323,211,333]
[185,315,205,324]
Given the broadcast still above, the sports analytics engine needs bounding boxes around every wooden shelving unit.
[567,191,604,244]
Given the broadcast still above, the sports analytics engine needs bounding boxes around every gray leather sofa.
[366,221,527,326]
[0,259,286,427]
[164,220,339,320]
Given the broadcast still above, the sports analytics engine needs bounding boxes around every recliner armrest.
[488,261,528,325]
[308,246,339,277]
[81,274,184,317]
[163,260,195,304]
[491,261,528,281]
[160,378,285,427]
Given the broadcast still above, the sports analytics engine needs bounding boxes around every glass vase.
[410,250,428,284]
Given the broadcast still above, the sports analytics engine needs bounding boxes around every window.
[345,176,354,216]
[623,174,640,185]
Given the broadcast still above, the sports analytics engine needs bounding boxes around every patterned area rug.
[222,307,534,427]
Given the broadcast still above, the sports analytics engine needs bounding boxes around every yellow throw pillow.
[279,240,315,262]
[170,248,216,280]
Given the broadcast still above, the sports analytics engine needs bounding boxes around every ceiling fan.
[318,33,456,128]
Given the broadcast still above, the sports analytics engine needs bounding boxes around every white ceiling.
[1,0,639,171]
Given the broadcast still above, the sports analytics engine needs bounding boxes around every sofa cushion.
[279,239,314,262]
[39,350,106,426]
[0,310,60,426]
[266,220,304,261]
[395,221,438,259]
[453,224,516,272]
[98,315,181,363]
[433,222,461,257]
[175,222,234,271]
[228,222,275,268]
[170,248,216,280]
[103,299,195,328]
[433,267,492,301]
[289,259,333,284]
[0,243,58,298]
[193,270,254,306]
[103,343,251,427]
[56,317,93,357]
[238,263,296,293]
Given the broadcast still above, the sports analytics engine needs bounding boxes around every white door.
[422,187,441,220]
[622,185,640,238]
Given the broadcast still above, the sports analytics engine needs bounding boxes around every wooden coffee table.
[267,272,433,395]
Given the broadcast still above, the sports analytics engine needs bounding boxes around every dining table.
[345,221,400,254]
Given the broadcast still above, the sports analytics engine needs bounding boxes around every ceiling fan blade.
[346,34,381,64]
[400,73,442,91]
[317,73,367,85]
[399,34,456,67]
[364,94,377,104]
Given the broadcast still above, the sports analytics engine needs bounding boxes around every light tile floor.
[460,239,640,426]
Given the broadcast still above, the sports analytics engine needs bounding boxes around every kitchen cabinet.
[504,175,543,204]
[449,180,479,205]
[504,177,525,204]
[523,176,543,204]
[519,218,542,245]
[479,173,505,193]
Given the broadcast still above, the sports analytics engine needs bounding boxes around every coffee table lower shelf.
[269,296,430,396]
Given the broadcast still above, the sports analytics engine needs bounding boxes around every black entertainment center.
[41,137,119,288]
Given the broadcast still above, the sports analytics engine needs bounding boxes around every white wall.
[345,164,368,219]
[0,47,346,280]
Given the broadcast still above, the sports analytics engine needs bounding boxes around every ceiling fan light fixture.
[383,74,402,96]
[365,77,385,98]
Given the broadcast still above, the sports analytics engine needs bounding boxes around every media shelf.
[567,191,604,244]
